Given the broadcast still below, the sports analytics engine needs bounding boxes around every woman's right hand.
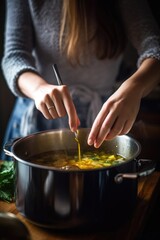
[18,72,80,132]
[34,83,80,131]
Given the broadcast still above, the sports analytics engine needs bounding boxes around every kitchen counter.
[1,170,160,240]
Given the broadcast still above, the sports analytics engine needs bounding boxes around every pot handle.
[114,159,156,184]
[3,138,20,157]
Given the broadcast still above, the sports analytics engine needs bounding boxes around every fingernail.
[88,138,93,145]
[94,140,101,148]
[71,127,76,132]
[94,143,100,148]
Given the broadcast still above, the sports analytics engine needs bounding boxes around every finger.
[92,112,118,148]
[66,99,80,132]
[88,103,119,147]
[118,119,134,136]
[35,93,51,119]
[45,94,60,119]
[104,116,125,140]
[39,102,53,119]
[61,86,80,131]
[47,104,59,119]
[88,104,109,146]
[36,93,56,119]
[51,87,67,117]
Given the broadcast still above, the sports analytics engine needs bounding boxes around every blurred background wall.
[0,1,15,154]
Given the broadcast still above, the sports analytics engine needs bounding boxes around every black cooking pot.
[4,128,155,230]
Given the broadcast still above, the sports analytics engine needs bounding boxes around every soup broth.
[29,150,126,170]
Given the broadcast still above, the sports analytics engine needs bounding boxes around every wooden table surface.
[1,170,160,240]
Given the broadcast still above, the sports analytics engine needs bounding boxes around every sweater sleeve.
[1,0,40,97]
[119,0,160,67]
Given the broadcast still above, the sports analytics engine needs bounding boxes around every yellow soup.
[29,150,126,170]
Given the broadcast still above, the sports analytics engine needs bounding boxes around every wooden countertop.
[1,171,160,240]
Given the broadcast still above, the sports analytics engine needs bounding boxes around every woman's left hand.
[88,58,160,148]
[87,80,141,148]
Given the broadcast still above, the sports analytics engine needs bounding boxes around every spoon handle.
[52,64,63,85]
[52,64,78,138]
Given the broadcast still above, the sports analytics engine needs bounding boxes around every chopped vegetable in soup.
[29,150,126,170]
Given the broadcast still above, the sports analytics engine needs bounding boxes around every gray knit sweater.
[1,0,160,135]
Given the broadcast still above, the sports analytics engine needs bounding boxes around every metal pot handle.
[3,138,20,157]
[114,159,156,184]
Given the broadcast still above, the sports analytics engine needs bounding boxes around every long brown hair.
[59,0,126,64]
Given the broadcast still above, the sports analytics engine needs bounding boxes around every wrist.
[18,71,47,99]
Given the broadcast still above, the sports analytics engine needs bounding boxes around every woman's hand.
[87,80,141,148]
[33,83,80,131]
[18,72,80,132]
[88,58,160,148]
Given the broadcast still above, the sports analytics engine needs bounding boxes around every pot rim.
[10,129,141,172]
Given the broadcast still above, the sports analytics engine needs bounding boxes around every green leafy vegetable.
[0,161,15,202]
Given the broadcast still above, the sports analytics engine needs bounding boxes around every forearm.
[121,58,160,99]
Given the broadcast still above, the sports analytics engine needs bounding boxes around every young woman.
[1,0,160,159]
